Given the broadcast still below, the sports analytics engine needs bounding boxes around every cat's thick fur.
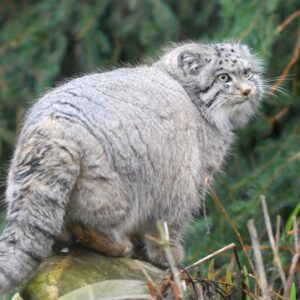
[0,42,264,292]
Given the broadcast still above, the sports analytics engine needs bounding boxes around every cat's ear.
[177,51,203,76]
[239,44,251,56]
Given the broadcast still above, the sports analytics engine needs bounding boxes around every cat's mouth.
[231,97,249,106]
[223,94,251,107]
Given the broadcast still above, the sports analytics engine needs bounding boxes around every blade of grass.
[157,221,186,300]
[290,282,296,300]
[243,266,251,300]
[261,195,287,288]
[185,243,236,271]
[211,188,257,279]
[207,258,215,281]
[247,219,271,300]
[285,202,300,234]
[275,215,282,249]
[284,218,300,299]
[135,260,165,299]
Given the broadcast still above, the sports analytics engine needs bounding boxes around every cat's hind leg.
[69,161,135,257]
[70,222,133,257]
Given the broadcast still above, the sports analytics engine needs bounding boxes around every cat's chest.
[199,128,232,178]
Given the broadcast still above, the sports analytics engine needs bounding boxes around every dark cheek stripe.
[199,79,216,94]
[205,91,221,108]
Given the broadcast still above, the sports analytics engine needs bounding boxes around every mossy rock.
[20,247,165,300]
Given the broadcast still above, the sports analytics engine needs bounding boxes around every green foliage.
[0,0,299,298]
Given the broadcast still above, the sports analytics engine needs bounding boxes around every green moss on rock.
[21,247,164,300]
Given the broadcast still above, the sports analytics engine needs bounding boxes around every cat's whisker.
[264,89,293,104]
[262,74,294,82]
[270,87,293,100]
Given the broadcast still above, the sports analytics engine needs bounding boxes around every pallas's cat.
[0,42,264,292]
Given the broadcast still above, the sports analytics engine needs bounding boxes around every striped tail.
[0,125,80,293]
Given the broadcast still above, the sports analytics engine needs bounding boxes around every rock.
[20,247,165,300]
[11,293,24,300]
[59,280,151,300]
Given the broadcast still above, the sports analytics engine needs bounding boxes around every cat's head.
[155,42,265,131]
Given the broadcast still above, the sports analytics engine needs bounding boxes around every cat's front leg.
[143,223,185,267]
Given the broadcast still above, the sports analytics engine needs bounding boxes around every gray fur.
[0,42,264,292]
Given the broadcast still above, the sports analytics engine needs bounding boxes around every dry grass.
[138,193,299,300]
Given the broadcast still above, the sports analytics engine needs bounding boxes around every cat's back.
[19,66,201,192]
[24,66,195,132]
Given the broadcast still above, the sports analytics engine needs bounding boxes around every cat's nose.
[242,89,251,96]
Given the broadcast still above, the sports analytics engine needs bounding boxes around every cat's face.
[167,43,265,130]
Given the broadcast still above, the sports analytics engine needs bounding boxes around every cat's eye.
[217,73,231,83]
[243,69,252,78]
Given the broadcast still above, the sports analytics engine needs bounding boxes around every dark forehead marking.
[219,60,223,65]
[231,49,235,53]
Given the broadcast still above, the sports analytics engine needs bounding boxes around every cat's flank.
[0,42,264,292]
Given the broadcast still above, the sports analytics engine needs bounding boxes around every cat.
[0,42,264,292]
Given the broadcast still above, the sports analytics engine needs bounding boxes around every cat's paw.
[119,239,134,257]
[145,241,184,267]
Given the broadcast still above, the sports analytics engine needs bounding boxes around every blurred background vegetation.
[0,0,299,296]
